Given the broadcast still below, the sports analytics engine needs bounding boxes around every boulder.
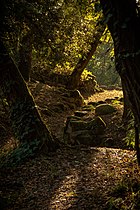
[88,117,106,134]
[95,104,117,115]
[63,116,106,146]
[72,130,93,146]
[62,89,85,107]
[82,104,95,111]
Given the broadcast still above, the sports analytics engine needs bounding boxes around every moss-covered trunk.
[100,0,140,164]
[0,39,56,161]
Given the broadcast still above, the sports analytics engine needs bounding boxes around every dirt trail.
[85,89,123,103]
[1,146,135,210]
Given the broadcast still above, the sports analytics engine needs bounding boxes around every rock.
[69,90,85,107]
[74,111,88,117]
[68,120,88,131]
[63,116,106,146]
[88,117,106,134]
[82,104,95,111]
[73,130,93,146]
[62,89,85,107]
[75,132,104,146]
[67,116,82,121]
[95,104,117,115]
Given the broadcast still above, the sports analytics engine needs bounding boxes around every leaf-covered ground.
[1,146,138,210]
[0,83,140,210]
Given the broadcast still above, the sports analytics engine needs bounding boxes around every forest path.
[1,84,139,210]
[2,146,136,210]
[84,89,123,103]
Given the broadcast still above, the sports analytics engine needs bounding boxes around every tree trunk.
[67,23,106,90]
[121,79,131,122]
[100,0,140,164]
[18,31,32,82]
[0,39,57,161]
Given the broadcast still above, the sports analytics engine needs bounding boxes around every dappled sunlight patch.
[50,169,79,209]
[85,90,123,104]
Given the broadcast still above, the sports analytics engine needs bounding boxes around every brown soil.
[0,83,139,210]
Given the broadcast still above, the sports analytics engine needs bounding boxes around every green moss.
[95,104,117,115]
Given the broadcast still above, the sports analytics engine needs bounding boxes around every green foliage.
[106,177,140,210]
[10,99,41,141]
[112,99,121,105]
[123,114,135,149]
[81,69,93,81]
[112,182,129,197]
[4,2,103,92]
[2,0,113,87]
[0,139,40,167]
[0,98,46,167]
[87,30,121,87]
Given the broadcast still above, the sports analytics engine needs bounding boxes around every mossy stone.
[63,115,106,145]
[95,104,117,115]
[88,117,106,134]
[82,104,95,111]
[74,110,88,117]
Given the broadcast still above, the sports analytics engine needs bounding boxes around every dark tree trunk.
[121,79,131,122]
[18,31,32,82]
[0,39,56,160]
[100,0,140,164]
[67,23,106,90]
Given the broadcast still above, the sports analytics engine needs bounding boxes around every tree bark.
[0,39,56,160]
[121,79,131,122]
[67,23,106,90]
[18,31,32,82]
[100,0,140,164]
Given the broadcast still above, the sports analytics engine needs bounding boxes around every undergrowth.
[106,175,140,210]
[123,113,135,149]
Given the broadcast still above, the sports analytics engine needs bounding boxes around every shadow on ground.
[0,145,135,210]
